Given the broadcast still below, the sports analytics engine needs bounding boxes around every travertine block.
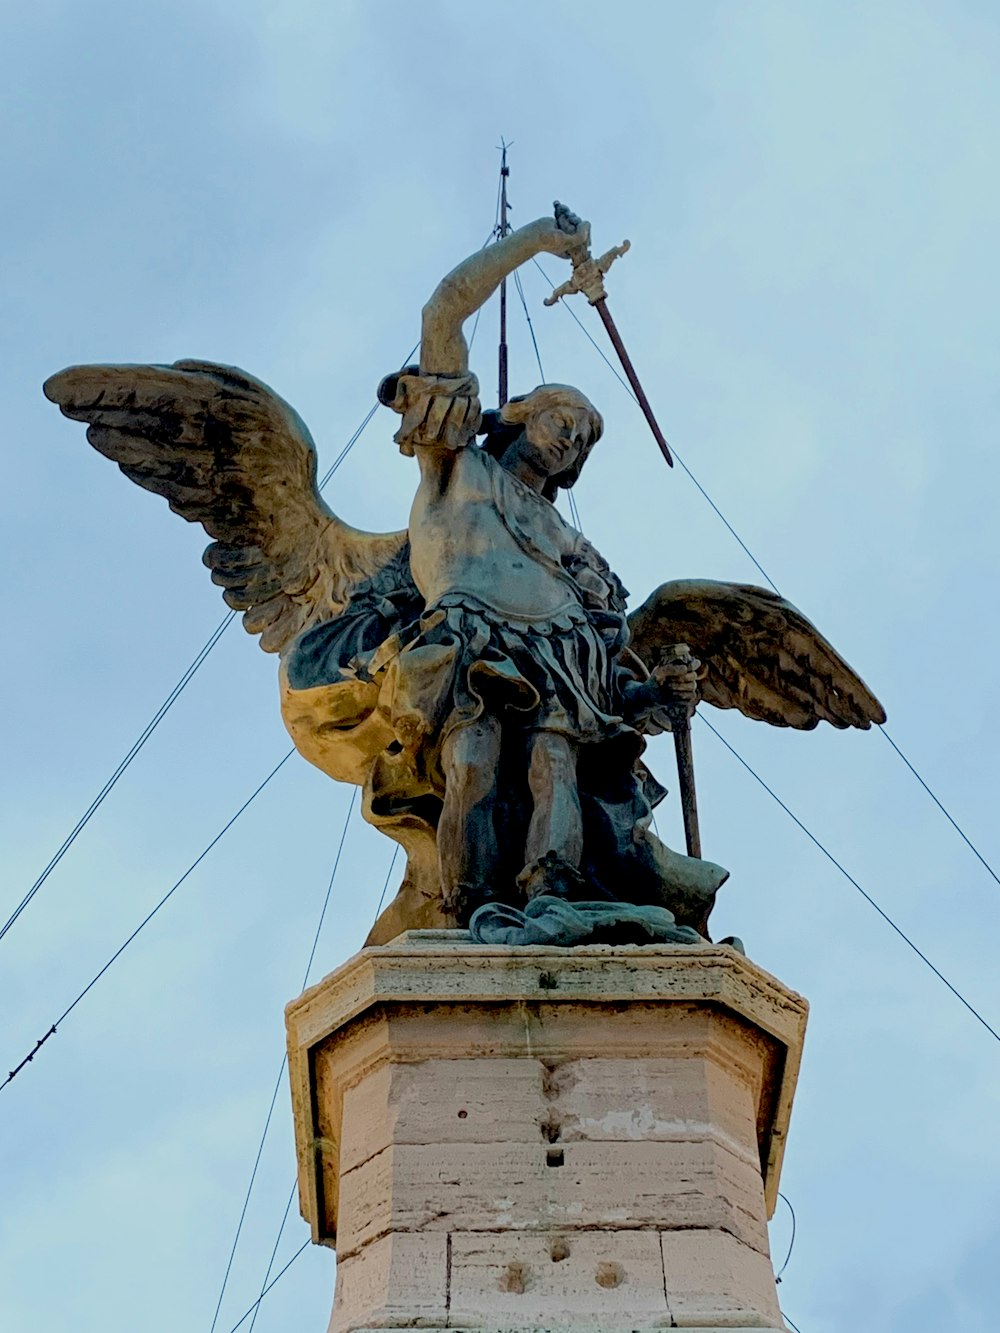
[449,1230,669,1326]
[553,1055,761,1157]
[661,1230,783,1328]
[328,1231,447,1333]
[340,1057,547,1172]
[338,1136,768,1257]
[286,938,806,1332]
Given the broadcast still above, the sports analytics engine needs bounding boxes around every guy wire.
[373,844,402,924]
[0,610,235,945]
[879,726,1000,891]
[226,1241,309,1333]
[775,1191,797,1282]
[206,1060,289,1333]
[207,788,358,1333]
[245,1181,297,1333]
[3,750,296,1093]
[513,267,545,384]
[699,713,1000,1045]
[219,835,397,1333]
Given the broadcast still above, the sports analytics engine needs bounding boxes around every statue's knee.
[528,732,575,785]
[443,744,497,801]
[446,718,499,764]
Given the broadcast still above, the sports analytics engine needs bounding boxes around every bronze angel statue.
[44,206,884,947]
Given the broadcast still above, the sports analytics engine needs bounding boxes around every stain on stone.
[595,1260,625,1288]
[541,1061,561,1101]
[499,1260,530,1294]
[541,1112,562,1143]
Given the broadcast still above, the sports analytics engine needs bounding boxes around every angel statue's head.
[479,384,603,501]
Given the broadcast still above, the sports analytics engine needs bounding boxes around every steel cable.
[699,714,1000,1044]
[226,1241,309,1333]
[3,749,296,1092]
[207,789,357,1333]
[775,1191,797,1282]
[216,836,398,1333]
[244,1181,297,1333]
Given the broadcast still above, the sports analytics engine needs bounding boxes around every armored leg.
[438,713,503,922]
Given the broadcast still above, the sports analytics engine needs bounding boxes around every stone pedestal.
[286,934,807,1332]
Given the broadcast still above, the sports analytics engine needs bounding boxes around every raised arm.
[421,207,589,376]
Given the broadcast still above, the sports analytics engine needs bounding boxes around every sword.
[544,207,700,855]
[544,201,673,468]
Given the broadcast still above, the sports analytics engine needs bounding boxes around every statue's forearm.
[421,218,563,376]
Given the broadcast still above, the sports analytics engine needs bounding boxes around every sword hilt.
[546,201,629,306]
[544,202,675,471]
[544,239,631,307]
[657,642,700,728]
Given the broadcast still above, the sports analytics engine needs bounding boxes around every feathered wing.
[44,360,409,654]
[627,579,885,730]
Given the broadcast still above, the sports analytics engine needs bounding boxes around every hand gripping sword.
[658,644,702,860]
[544,201,673,469]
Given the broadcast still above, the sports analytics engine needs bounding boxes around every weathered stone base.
[286,934,806,1333]
[332,1229,786,1329]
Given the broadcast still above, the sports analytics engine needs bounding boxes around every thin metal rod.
[498,141,510,406]
[593,297,673,467]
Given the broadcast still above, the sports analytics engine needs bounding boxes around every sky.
[3,1,1000,1329]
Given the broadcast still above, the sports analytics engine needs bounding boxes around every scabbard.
[670,713,702,860]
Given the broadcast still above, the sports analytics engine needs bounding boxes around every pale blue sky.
[4,2,1000,1330]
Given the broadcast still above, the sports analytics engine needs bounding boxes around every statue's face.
[521,402,591,477]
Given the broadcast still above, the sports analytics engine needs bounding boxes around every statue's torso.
[409,446,581,620]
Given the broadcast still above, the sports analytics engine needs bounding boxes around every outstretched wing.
[628,579,885,730]
[44,360,408,654]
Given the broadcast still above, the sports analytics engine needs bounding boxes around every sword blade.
[593,297,674,468]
